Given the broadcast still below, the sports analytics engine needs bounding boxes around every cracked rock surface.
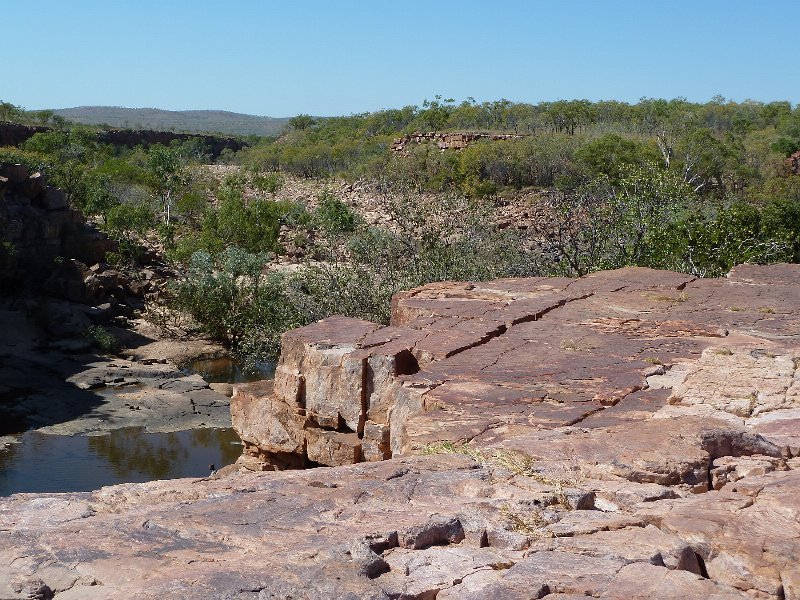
[2,265,800,598]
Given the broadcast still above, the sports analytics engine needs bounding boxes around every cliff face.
[0,122,247,159]
[787,150,800,175]
[96,128,246,158]
[391,131,526,152]
[0,162,112,290]
[1,265,799,599]
[0,122,48,147]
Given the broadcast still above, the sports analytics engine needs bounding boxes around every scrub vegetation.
[2,96,799,366]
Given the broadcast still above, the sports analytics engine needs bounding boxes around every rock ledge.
[2,265,799,599]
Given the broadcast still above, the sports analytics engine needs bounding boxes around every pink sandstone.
[1,265,799,598]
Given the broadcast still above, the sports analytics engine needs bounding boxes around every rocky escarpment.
[0,162,112,287]
[0,123,49,147]
[0,162,232,442]
[96,129,246,159]
[391,131,527,152]
[1,265,799,599]
[0,161,151,333]
[0,122,247,159]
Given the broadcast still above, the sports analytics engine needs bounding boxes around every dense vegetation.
[2,96,799,366]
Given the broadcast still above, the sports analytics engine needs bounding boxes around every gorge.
[1,264,798,599]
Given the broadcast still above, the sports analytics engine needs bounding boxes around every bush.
[171,189,541,362]
[314,193,358,234]
[171,248,306,362]
[649,197,800,277]
[104,202,157,266]
[252,172,283,194]
[85,325,120,354]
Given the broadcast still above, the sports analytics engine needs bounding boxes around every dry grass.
[421,442,582,538]
[758,306,776,314]
[559,338,594,352]
[420,441,485,462]
[421,442,535,476]
[420,442,582,492]
[747,391,759,415]
[643,291,689,303]
[499,504,553,538]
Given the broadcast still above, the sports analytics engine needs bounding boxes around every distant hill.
[51,106,290,137]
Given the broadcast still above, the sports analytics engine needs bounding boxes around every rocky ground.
[202,166,548,262]
[0,302,233,455]
[1,162,234,449]
[0,306,232,449]
[1,264,798,598]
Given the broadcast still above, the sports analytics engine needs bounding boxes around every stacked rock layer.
[1,265,799,599]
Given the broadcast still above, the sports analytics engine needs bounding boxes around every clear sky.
[4,0,797,117]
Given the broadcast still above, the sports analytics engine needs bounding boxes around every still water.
[0,427,242,496]
[182,357,276,383]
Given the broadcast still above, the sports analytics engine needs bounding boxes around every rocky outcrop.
[233,265,800,471]
[0,122,48,147]
[787,150,800,176]
[0,162,154,319]
[0,163,114,290]
[2,265,799,598]
[0,122,247,159]
[231,317,423,469]
[391,131,526,152]
[96,129,246,159]
[0,305,232,439]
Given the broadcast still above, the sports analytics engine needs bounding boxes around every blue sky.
[4,0,797,116]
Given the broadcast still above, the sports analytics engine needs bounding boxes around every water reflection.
[0,427,241,496]
[88,429,190,479]
[182,357,276,383]
[0,441,17,475]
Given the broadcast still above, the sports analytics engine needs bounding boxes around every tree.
[22,127,101,207]
[418,96,455,132]
[674,128,732,193]
[32,110,54,126]
[528,164,690,275]
[288,114,316,131]
[0,101,22,122]
[544,100,596,135]
[772,109,800,156]
[50,115,68,130]
[637,98,697,168]
[146,145,187,225]
[574,134,659,182]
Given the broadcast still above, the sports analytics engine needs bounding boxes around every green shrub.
[85,325,120,354]
[648,197,800,277]
[252,172,283,194]
[171,248,306,361]
[171,189,540,362]
[104,202,156,266]
[314,193,358,234]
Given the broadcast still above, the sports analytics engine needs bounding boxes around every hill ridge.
[52,105,290,137]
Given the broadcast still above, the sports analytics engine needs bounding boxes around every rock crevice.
[3,265,800,599]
